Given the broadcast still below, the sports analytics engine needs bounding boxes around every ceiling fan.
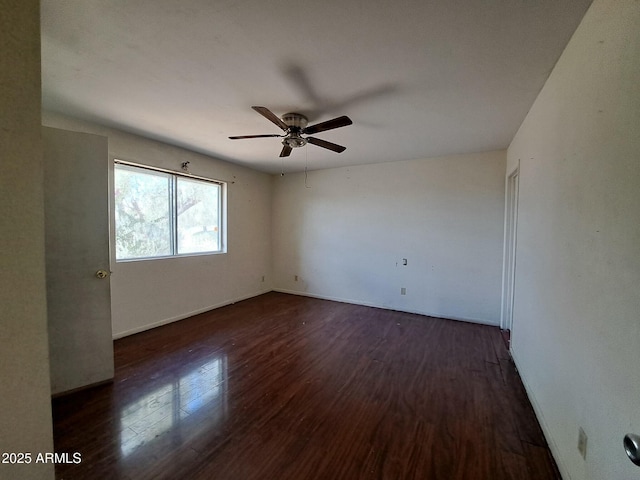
[229,106,352,157]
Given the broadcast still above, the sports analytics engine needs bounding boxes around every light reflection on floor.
[119,356,228,456]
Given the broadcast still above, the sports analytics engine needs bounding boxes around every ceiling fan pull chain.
[305,148,310,188]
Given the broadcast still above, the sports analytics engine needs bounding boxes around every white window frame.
[113,159,226,261]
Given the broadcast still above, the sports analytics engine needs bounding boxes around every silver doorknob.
[624,433,640,466]
[95,270,109,279]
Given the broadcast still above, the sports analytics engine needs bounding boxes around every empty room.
[1,0,639,479]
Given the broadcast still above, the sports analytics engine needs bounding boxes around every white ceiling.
[41,0,592,174]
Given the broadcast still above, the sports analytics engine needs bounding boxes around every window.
[114,162,224,260]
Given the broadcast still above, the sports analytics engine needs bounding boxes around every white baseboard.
[112,288,272,339]
[114,286,499,337]
[272,288,499,326]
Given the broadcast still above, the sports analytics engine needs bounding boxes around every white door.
[43,127,114,395]
[501,167,519,333]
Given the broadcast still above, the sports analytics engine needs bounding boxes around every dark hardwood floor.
[52,292,559,479]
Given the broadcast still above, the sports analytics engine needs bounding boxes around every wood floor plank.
[52,292,559,479]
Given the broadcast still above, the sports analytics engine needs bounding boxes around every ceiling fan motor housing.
[282,112,308,129]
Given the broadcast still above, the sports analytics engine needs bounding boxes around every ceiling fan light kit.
[229,106,352,158]
[283,133,307,149]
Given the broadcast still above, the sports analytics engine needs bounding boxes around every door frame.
[500,164,520,333]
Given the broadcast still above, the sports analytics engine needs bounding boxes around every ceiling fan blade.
[229,134,282,139]
[280,145,292,157]
[303,115,352,135]
[252,106,288,131]
[306,137,346,153]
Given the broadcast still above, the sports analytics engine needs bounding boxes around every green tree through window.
[114,163,223,260]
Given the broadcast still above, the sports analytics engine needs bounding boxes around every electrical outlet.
[578,427,588,459]
[401,287,406,295]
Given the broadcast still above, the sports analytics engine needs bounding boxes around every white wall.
[0,1,55,478]
[272,151,506,324]
[507,0,640,478]
[42,112,273,338]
